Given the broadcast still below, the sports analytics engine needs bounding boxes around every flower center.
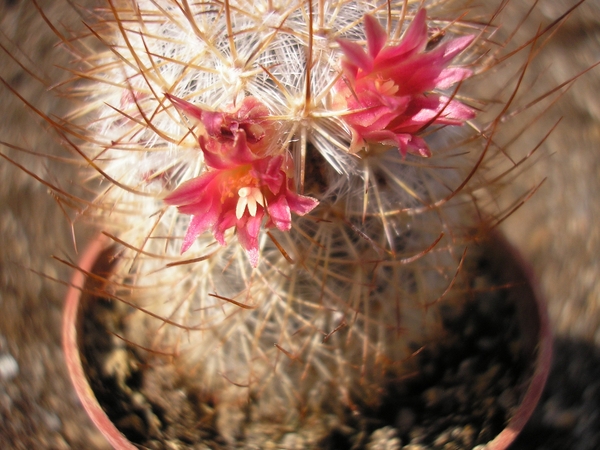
[374,78,399,96]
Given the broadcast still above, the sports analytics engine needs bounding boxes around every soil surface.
[1,0,600,449]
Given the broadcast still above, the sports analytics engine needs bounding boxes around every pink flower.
[335,9,475,156]
[164,95,318,266]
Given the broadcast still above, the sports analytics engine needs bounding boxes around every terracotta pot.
[62,236,136,450]
[482,234,552,450]
[62,233,552,450]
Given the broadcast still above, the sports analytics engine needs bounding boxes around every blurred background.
[0,0,598,448]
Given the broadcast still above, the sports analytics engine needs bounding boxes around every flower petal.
[253,155,285,194]
[163,172,219,206]
[405,135,431,157]
[180,210,218,253]
[437,96,476,123]
[439,35,475,62]
[237,212,263,267]
[267,195,292,231]
[377,8,428,64]
[338,39,372,72]
[345,85,410,131]
[364,14,388,58]
[165,93,206,122]
[177,194,214,215]
[214,210,237,246]
[435,67,473,90]
[286,191,319,216]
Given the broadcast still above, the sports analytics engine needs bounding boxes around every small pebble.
[433,429,451,446]
[0,353,19,380]
[408,426,426,445]
[280,433,307,449]
[367,426,401,450]
[38,407,62,431]
[460,424,476,447]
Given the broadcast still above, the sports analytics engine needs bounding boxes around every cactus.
[1,0,589,447]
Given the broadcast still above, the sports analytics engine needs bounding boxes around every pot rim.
[484,233,552,450]
[62,235,136,450]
